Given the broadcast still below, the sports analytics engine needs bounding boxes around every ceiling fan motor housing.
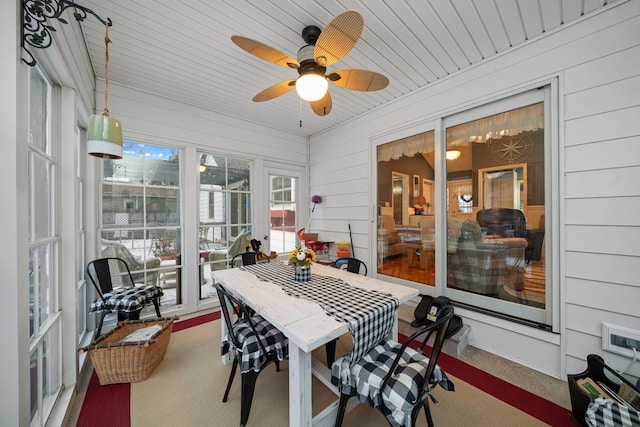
[297,45,326,75]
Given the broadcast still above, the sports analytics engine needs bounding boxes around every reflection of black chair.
[217,283,288,427]
[333,257,368,276]
[333,297,455,427]
[476,208,545,264]
[231,251,269,267]
[87,258,163,337]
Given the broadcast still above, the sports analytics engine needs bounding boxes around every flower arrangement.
[289,246,316,266]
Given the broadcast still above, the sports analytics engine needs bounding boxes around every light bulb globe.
[296,73,328,101]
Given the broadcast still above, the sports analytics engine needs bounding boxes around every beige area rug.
[131,320,550,427]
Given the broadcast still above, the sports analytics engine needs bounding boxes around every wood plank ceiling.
[78,0,618,138]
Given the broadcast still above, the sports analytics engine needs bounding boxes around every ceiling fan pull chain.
[299,97,303,127]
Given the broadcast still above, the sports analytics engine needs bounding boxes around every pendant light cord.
[103,22,111,115]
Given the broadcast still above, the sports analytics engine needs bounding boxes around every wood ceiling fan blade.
[232,36,299,68]
[310,90,332,116]
[252,80,296,102]
[328,69,389,91]
[314,11,363,67]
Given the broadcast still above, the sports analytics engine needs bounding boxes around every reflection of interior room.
[377,104,546,310]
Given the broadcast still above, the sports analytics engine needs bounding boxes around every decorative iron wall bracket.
[22,0,112,66]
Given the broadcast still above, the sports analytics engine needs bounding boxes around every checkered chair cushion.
[586,397,640,427]
[89,284,163,313]
[221,316,288,373]
[331,339,454,427]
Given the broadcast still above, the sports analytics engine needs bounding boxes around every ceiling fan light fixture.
[296,73,328,101]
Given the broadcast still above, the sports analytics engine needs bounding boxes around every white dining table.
[212,260,418,427]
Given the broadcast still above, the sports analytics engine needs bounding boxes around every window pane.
[37,244,55,328]
[104,142,180,187]
[29,243,55,337]
[200,153,253,299]
[229,192,250,226]
[102,184,144,227]
[30,349,39,420]
[29,68,49,153]
[144,145,180,186]
[269,176,297,254]
[446,101,546,314]
[376,131,436,287]
[146,188,180,226]
[29,153,53,241]
[228,158,250,191]
[42,323,62,415]
[30,323,62,424]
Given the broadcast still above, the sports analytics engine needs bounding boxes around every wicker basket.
[80,317,177,385]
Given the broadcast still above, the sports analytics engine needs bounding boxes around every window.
[199,153,252,297]
[76,127,89,351]
[269,175,297,254]
[28,65,62,426]
[376,87,550,326]
[99,141,182,307]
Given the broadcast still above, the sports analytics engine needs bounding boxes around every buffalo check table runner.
[89,285,163,313]
[240,262,399,367]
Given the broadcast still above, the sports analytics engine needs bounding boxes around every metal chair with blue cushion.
[217,283,288,427]
[331,296,455,427]
[87,257,163,337]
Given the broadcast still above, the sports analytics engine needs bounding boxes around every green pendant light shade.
[87,22,123,159]
[87,112,123,159]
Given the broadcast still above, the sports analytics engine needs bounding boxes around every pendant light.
[87,22,123,159]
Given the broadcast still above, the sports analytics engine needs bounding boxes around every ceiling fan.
[231,10,389,117]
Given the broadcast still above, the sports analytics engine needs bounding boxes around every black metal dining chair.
[87,257,163,337]
[217,283,288,427]
[333,257,368,276]
[332,296,455,427]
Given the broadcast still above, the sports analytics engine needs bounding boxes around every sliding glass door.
[376,86,553,326]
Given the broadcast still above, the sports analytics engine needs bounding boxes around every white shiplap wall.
[309,1,640,378]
